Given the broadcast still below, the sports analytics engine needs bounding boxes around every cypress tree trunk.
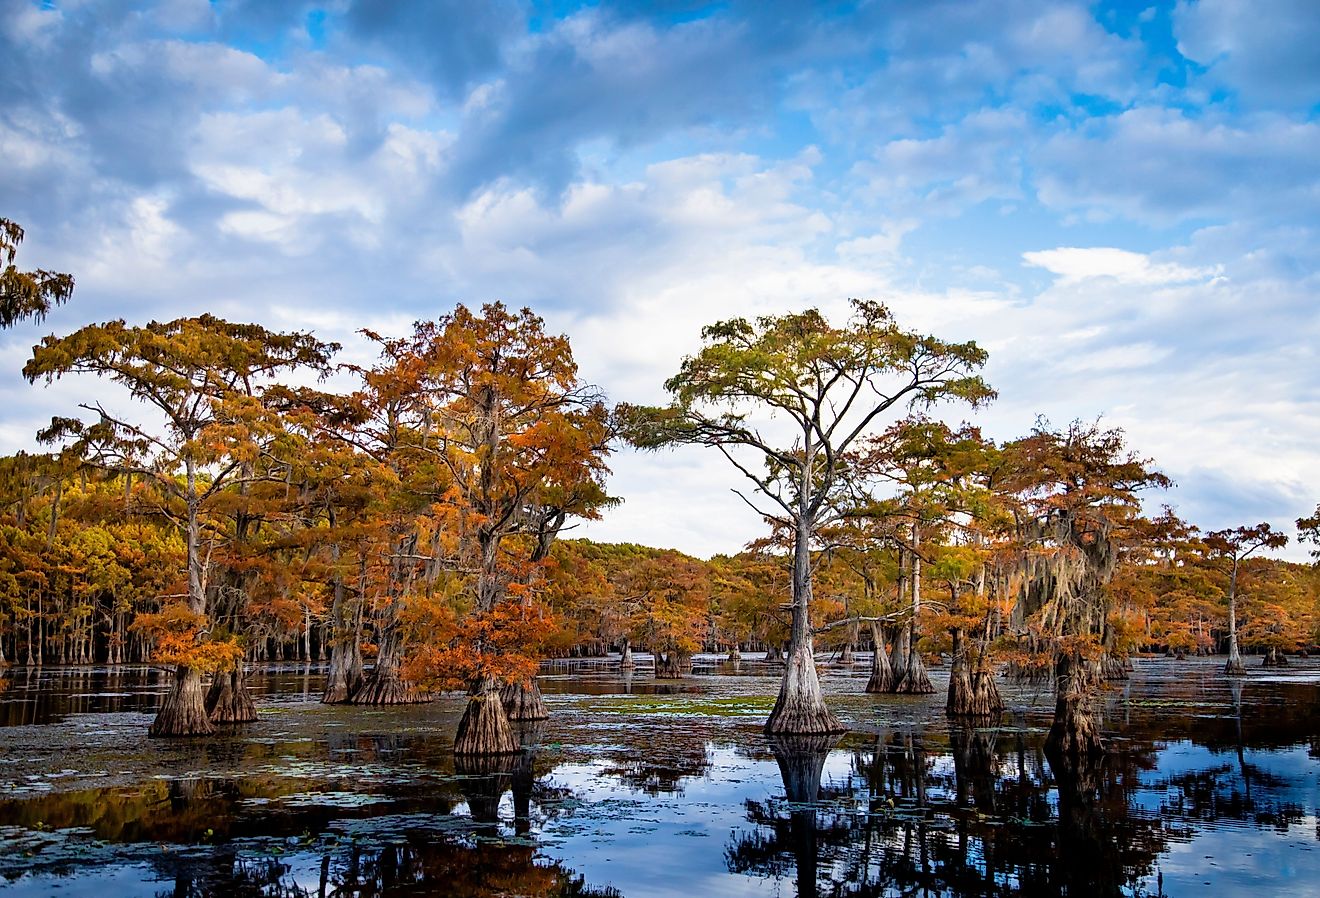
[893,530,934,695]
[150,665,214,737]
[765,514,844,735]
[865,622,893,693]
[351,629,421,705]
[206,666,258,724]
[454,675,519,756]
[1225,557,1246,675]
[655,649,691,678]
[500,678,549,720]
[946,629,1003,717]
[1044,650,1103,765]
[322,565,363,704]
[619,638,635,669]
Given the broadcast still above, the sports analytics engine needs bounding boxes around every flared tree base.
[321,654,363,704]
[1262,648,1289,668]
[947,669,1004,717]
[765,646,846,735]
[865,663,893,694]
[893,652,935,695]
[655,651,691,679]
[1100,654,1128,681]
[205,668,257,724]
[1224,657,1247,676]
[454,681,520,756]
[350,671,426,705]
[500,679,550,721]
[149,666,215,738]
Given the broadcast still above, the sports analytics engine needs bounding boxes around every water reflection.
[1,659,1319,896]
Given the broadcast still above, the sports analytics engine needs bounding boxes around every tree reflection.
[728,727,1177,896]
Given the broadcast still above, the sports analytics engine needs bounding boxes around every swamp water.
[0,657,1318,896]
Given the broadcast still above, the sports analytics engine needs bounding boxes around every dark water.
[1,657,1318,896]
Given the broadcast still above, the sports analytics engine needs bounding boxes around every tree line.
[1,217,1318,764]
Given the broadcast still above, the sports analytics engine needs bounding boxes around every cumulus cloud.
[1,0,1316,557]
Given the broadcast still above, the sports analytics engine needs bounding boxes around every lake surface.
[1,656,1318,896]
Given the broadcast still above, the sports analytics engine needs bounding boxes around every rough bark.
[321,556,363,704]
[500,677,549,720]
[766,640,845,735]
[864,622,893,694]
[890,621,911,686]
[1100,653,1128,681]
[893,625,935,694]
[1044,650,1104,765]
[454,675,520,756]
[149,665,214,737]
[350,629,423,705]
[205,666,257,724]
[946,629,1003,717]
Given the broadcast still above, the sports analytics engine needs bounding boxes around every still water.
[0,657,1317,896]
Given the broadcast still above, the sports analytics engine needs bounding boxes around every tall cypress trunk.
[150,488,212,737]
[894,525,934,694]
[322,548,364,703]
[765,512,844,735]
[1225,557,1246,675]
[946,628,1003,717]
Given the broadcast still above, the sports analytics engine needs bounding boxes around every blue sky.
[1,0,1317,557]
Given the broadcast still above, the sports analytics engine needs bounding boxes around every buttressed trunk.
[765,515,844,735]
[894,528,934,695]
[1225,557,1245,675]
[206,665,257,724]
[500,678,549,720]
[946,628,1003,717]
[865,622,893,694]
[322,554,364,704]
[1045,650,1103,766]
[150,492,214,738]
[455,675,520,755]
[351,626,422,705]
[150,665,214,738]
[655,649,691,679]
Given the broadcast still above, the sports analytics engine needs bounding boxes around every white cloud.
[1023,247,1219,285]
